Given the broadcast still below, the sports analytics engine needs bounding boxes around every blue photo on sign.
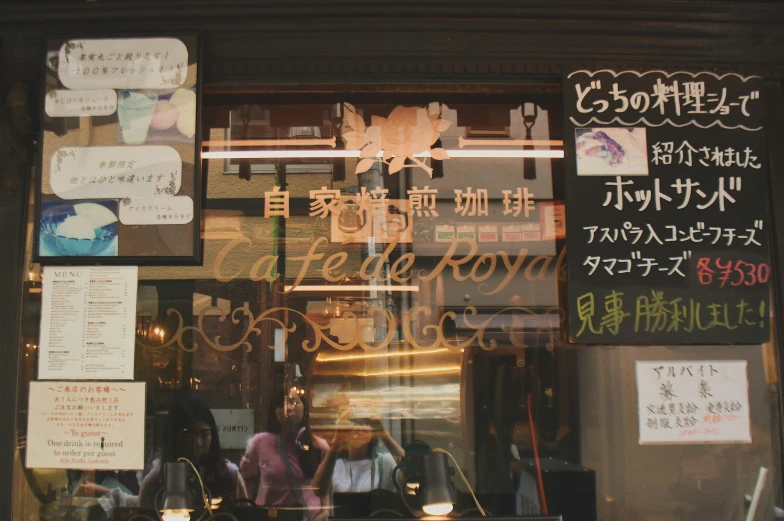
[39,200,119,257]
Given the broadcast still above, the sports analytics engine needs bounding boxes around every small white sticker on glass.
[45,89,118,117]
[58,38,188,90]
[119,196,194,225]
[50,146,182,200]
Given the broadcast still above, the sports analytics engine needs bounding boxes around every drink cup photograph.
[117,89,158,145]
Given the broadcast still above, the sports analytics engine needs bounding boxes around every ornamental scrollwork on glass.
[136,304,565,353]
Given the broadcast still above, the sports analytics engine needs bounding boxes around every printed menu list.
[39,266,138,380]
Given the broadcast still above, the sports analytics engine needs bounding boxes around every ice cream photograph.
[39,201,119,257]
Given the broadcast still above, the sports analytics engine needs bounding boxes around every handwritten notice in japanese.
[636,361,750,444]
[568,70,763,130]
[39,266,138,380]
[211,409,255,449]
[50,146,182,200]
[26,381,145,470]
[58,38,188,90]
[119,195,194,225]
[45,89,117,117]
[565,70,770,344]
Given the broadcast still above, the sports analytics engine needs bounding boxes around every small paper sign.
[26,381,146,469]
[637,360,751,444]
[50,146,182,200]
[119,195,194,225]
[212,409,255,450]
[45,89,117,117]
[58,38,188,90]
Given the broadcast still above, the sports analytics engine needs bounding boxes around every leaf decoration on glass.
[342,102,451,177]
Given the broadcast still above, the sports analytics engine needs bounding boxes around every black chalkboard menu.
[564,70,770,344]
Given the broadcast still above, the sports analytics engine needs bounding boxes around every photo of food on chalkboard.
[117,88,196,146]
[575,127,649,176]
[39,200,119,257]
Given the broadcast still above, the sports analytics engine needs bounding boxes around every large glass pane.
[12,91,783,521]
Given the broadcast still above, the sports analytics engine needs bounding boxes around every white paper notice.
[26,381,145,470]
[58,38,188,90]
[45,89,118,117]
[50,146,182,200]
[39,266,138,380]
[119,195,194,225]
[50,146,182,199]
[637,360,751,445]
[212,409,255,449]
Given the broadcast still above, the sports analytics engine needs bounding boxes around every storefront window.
[12,91,783,521]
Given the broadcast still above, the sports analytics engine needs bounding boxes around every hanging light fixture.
[160,462,193,521]
[397,443,486,518]
[421,453,457,516]
[128,459,238,521]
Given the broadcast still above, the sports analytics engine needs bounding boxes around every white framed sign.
[637,360,751,444]
[26,381,146,470]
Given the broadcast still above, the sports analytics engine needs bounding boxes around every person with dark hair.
[139,398,248,510]
[240,382,329,521]
[313,418,404,496]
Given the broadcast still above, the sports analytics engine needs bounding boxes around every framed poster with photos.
[34,34,202,264]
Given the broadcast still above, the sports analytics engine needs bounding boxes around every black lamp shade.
[421,452,456,516]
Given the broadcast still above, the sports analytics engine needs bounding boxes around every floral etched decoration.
[343,102,451,177]
[134,303,564,354]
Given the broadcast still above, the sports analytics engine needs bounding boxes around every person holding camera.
[313,417,404,496]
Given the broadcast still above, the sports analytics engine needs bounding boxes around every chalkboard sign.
[564,70,770,344]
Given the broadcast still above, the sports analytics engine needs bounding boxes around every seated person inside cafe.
[139,397,248,510]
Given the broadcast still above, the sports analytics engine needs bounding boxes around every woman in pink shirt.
[241,382,329,521]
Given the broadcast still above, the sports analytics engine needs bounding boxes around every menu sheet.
[39,266,138,380]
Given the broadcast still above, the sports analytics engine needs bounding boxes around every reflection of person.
[139,398,247,509]
[240,382,329,521]
[314,419,404,495]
